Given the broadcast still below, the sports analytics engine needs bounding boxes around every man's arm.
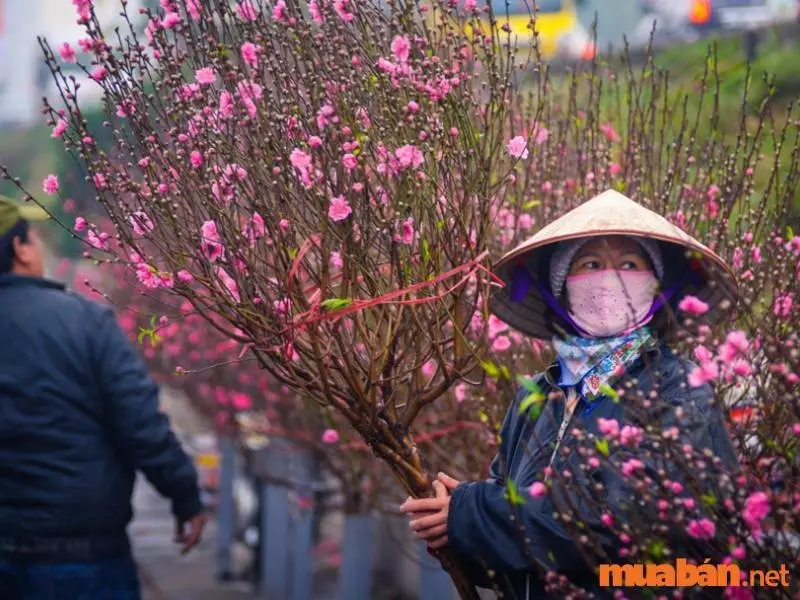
[91,304,204,525]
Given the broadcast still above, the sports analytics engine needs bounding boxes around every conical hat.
[490,189,739,339]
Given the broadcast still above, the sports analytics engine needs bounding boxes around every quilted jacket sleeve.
[92,305,204,522]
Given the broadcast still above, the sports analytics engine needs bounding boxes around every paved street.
[132,476,253,600]
[132,387,254,600]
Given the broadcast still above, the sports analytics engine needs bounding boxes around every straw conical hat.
[490,189,739,339]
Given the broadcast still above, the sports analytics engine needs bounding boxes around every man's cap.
[0,194,50,238]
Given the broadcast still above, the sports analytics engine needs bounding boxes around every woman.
[401,190,740,598]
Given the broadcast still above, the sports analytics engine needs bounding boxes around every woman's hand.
[400,472,461,550]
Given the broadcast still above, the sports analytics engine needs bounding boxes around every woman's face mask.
[566,269,659,338]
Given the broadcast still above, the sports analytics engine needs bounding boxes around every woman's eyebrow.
[574,251,601,260]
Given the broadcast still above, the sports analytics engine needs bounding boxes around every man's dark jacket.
[0,274,202,561]
[447,343,739,599]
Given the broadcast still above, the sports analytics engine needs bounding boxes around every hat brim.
[0,193,51,222]
[489,190,739,339]
[17,203,51,222]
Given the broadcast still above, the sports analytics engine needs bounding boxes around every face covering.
[566,269,659,338]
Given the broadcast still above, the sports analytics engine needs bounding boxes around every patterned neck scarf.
[551,327,656,401]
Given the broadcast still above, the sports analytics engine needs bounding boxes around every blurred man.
[0,195,206,599]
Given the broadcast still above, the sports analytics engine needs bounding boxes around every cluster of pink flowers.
[686,517,716,540]
[200,220,225,262]
[688,330,752,388]
[741,491,770,538]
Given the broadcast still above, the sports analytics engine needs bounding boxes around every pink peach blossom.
[492,336,511,352]
[328,195,352,222]
[397,217,414,245]
[772,293,793,319]
[237,0,258,21]
[190,150,204,168]
[391,35,411,63]
[394,144,424,170]
[688,361,718,387]
[342,153,358,170]
[686,518,716,540]
[506,135,528,159]
[678,295,709,316]
[619,426,643,447]
[333,0,354,22]
[272,0,287,22]
[90,66,107,81]
[93,173,107,189]
[742,491,770,537]
[600,122,621,143]
[216,267,240,302]
[309,0,324,23]
[200,220,224,261]
[597,418,620,438]
[322,429,340,444]
[621,458,644,477]
[162,11,181,28]
[240,42,259,67]
[533,123,549,145]
[59,43,77,63]
[52,119,68,138]
[43,174,59,195]
[130,211,154,236]
[528,482,547,498]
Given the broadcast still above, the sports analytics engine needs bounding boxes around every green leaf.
[701,492,717,507]
[522,200,540,210]
[646,540,666,562]
[499,366,511,380]
[527,401,544,421]
[787,225,795,239]
[595,438,610,457]
[321,298,352,312]
[599,383,619,403]
[518,390,545,412]
[480,360,500,378]
[516,375,538,392]
[421,239,431,264]
[288,247,298,259]
[504,479,526,506]
[137,329,147,345]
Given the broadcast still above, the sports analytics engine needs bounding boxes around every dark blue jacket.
[447,343,738,599]
[0,274,202,559]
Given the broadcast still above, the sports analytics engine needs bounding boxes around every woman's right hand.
[400,472,462,550]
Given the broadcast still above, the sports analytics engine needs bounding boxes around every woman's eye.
[582,260,600,270]
[620,260,641,270]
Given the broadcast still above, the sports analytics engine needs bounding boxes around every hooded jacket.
[447,343,738,599]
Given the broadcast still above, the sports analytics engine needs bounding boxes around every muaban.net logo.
[599,559,791,588]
